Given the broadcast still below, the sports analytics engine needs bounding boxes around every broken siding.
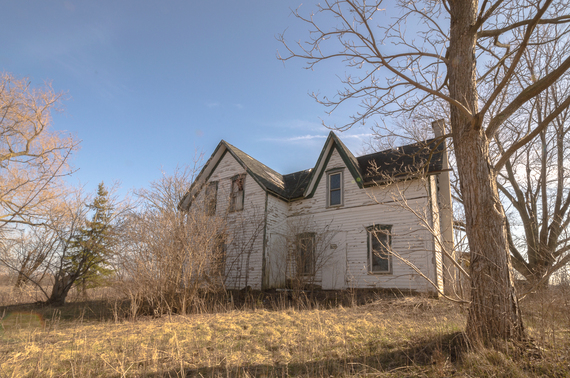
[264,195,289,288]
[288,148,437,292]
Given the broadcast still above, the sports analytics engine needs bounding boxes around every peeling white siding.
[264,195,289,288]
[191,151,266,290]
[287,147,439,292]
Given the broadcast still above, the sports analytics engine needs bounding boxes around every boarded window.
[205,181,217,216]
[367,225,392,273]
[230,175,245,212]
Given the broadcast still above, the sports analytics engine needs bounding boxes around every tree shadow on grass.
[0,298,129,323]
[0,289,434,324]
[139,331,468,378]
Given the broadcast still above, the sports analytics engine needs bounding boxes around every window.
[328,171,343,207]
[296,232,316,276]
[230,174,245,212]
[367,225,392,273]
[205,181,217,216]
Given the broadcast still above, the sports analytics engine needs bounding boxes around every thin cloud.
[268,119,324,131]
[261,134,327,142]
[287,134,328,141]
[339,133,373,139]
[262,132,372,143]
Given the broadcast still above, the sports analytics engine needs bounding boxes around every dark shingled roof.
[224,141,288,199]
[185,136,445,207]
[283,169,312,199]
[356,138,444,184]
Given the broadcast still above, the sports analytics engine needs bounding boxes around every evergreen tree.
[69,182,115,295]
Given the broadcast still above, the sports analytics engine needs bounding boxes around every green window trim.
[327,170,344,207]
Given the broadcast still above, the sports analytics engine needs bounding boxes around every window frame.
[327,169,344,208]
[367,225,392,274]
[229,174,245,212]
[205,181,218,216]
[296,232,316,276]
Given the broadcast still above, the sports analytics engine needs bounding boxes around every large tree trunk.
[47,274,72,306]
[448,0,524,343]
[15,270,29,288]
[455,129,525,342]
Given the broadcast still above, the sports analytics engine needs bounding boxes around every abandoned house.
[179,127,454,294]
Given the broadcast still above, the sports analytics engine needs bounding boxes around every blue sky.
[1,1,374,195]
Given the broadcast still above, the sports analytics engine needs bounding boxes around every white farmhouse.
[179,131,453,294]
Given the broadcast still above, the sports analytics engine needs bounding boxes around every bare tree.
[117,166,229,316]
[0,188,90,304]
[43,190,92,305]
[0,185,125,306]
[0,225,58,288]
[223,206,266,290]
[0,72,78,229]
[493,26,570,289]
[279,0,570,343]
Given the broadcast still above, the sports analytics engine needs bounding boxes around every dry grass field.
[0,285,569,377]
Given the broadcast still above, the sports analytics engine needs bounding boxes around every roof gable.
[179,140,290,210]
[224,142,289,199]
[303,132,364,199]
[178,140,226,210]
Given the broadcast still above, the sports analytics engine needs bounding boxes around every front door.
[322,231,347,290]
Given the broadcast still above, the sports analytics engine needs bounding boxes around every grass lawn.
[0,290,569,377]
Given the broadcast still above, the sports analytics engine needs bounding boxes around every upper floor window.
[205,181,218,216]
[367,225,392,274]
[327,171,343,207]
[230,174,245,212]
[296,232,316,276]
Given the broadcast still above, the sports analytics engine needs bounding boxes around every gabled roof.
[179,132,445,210]
[178,140,290,210]
[224,141,288,198]
[302,132,364,198]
